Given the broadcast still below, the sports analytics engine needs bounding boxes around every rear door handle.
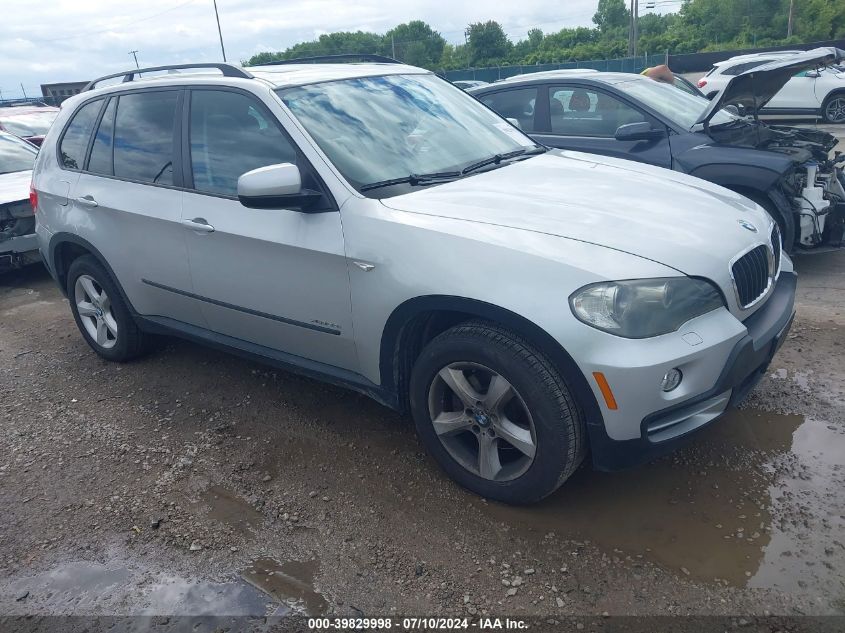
[76,195,98,208]
[182,217,215,233]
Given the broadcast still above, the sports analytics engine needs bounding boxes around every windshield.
[277,74,537,195]
[0,110,58,137]
[614,78,738,130]
[0,133,37,174]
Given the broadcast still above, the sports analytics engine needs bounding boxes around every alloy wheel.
[427,362,537,481]
[74,274,118,349]
[825,96,845,123]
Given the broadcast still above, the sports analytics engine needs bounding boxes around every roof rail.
[84,63,253,91]
[253,54,401,67]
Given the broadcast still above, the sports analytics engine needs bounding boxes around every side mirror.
[237,163,322,211]
[506,117,522,129]
[614,122,665,142]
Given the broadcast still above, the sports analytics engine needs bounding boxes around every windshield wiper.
[460,146,546,176]
[360,171,461,192]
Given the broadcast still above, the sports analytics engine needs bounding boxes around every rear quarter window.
[58,99,102,170]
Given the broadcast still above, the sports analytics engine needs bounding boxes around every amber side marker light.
[592,372,618,410]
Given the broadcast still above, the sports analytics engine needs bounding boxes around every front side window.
[0,132,37,174]
[479,88,538,132]
[278,74,537,196]
[113,91,178,185]
[549,86,645,137]
[189,90,298,196]
[59,99,102,170]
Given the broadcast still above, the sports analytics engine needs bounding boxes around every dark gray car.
[470,48,845,254]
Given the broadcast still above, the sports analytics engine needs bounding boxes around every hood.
[381,150,772,280]
[0,170,32,206]
[697,47,845,126]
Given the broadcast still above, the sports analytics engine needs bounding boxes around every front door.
[180,88,357,371]
[533,85,673,169]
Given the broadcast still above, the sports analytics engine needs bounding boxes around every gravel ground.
[0,248,844,626]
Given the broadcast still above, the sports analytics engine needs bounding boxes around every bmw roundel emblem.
[737,219,758,233]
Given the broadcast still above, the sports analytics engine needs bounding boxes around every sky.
[0,0,669,99]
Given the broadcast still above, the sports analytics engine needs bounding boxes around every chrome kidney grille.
[731,226,781,309]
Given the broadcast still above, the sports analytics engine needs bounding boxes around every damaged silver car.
[0,131,39,273]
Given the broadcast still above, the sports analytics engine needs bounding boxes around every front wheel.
[822,92,845,124]
[409,321,586,504]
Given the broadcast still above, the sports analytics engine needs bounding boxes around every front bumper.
[587,271,797,471]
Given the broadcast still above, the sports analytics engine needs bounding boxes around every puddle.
[197,485,263,535]
[242,557,328,615]
[482,409,845,596]
[2,557,327,618]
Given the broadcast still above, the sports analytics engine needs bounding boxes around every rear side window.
[113,91,178,185]
[189,90,298,196]
[479,88,538,132]
[59,99,102,170]
[88,98,116,176]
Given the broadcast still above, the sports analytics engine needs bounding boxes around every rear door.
[179,87,357,371]
[67,89,204,326]
[533,84,672,168]
[765,71,822,111]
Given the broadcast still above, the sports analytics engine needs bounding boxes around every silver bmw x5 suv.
[32,58,796,503]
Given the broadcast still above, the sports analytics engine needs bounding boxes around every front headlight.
[569,277,725,339]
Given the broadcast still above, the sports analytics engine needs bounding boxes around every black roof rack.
[253,54,401,67]
[84,63,253,91]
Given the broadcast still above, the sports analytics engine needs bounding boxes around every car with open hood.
[0,131,38,273]
[32,58,795,503]
[697,49,845,123]
[0,103,60,146]
[470,47,845,254]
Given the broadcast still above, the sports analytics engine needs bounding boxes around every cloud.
[1,0,604,97]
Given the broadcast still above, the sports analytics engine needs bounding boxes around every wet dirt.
[196,485,264,536]
[2,555,328,617]
[242,558,328,615]
[482,409,845,594]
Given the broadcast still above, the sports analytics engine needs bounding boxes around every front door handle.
[182,217,215,233]
[76,195,98,208]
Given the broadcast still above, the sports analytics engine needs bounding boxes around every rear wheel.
[66,255,150,362]
[409,321,586,504]
[822,92,845,124]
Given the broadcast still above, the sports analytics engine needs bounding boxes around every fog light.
[661,368,682,392]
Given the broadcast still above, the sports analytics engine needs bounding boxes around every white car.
[698,51,845,122]
[0,131,39,273]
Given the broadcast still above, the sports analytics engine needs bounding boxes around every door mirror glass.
[237,163,322,211]
[614,121,664,142]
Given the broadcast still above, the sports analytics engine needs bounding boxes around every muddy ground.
[1,192,845,627]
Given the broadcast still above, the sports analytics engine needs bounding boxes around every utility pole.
[391,35,396,59]
[633,0,639,57]
[213,0,227,62]
[20,83,27,99]
[787,0,795,38]
[128,50,140,69]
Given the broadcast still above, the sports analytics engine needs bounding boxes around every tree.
[593,0,630,33]
[384,21,446,66]
[466,21,512,66]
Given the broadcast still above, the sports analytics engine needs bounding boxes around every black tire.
[821,90,845,124]
[409,320,587,504]
[66,255,150,362]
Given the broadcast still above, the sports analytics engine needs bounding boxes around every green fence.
[442,53,668,83]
